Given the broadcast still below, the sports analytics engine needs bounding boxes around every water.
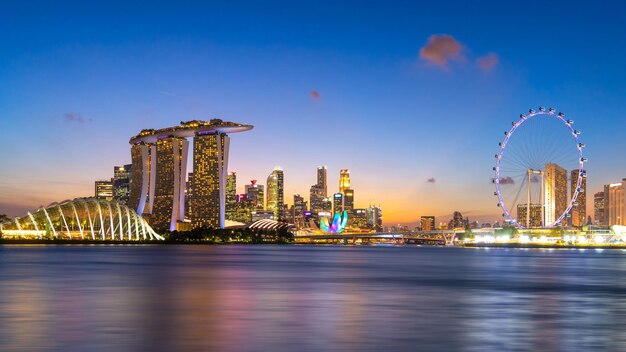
[2,245,626,351]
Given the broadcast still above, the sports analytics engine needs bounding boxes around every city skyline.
[2,1,626,226]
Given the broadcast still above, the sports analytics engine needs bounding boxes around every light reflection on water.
[2,245,626,351]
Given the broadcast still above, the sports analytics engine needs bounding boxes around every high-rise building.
[594,191,607,225]
[129,120,253,231]
[317,166,327,197]
[95,180,113,201]
[321,197,333,213]
[420,216,435,231]
[266,167,284,220]
[339,169,350,194]
[607,179,626,226]
[191,133,228,229]
[128,143,155,214]
[225,172,237,221]
[343,189,354,213]
[366,205,382,231]
[517,204,543,228]
[544,163,567,226]
[291,194,307,227]
[570,169,587,227]
[113,164,131,205]
[332,193,343,214]
[186,172,193,219]
[309,184,325,213]
[350,208,368,229]
[152,137,189,231]
[245,180,265,210]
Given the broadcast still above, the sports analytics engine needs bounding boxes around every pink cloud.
[419,34,464,67]
[476,52,499,71]
[309,90,320,101]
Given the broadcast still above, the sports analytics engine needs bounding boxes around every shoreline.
[464,243,626,250]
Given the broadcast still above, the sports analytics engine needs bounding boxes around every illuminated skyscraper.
[544,163,567,225]
[366,205,382,231]
[309,184,325,213]
[292,194,307,227]
[317,166,327,197]
[517,204,542,228]
[113,164,131,205]
[266,167,284,220]
[570,169,587,227]
[339,169,350,194]
[225,172,237,221]
[95,180,113,201]
[351,208,367,229]
[129,142,155,214]
[343,189,354,213]
[607,179,626,226]
[420,216,435,231]
[191,133,228,229]
[129,120,253,231]
[332,193,343,214]
[245,180,265,210]
[152,137,189,231]
[594,191,607,225]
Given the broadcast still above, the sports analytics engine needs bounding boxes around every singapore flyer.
[494,107,586,229]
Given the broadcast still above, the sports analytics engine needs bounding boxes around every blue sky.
[1,1,626,224]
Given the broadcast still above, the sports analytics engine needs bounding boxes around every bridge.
[294,230,468,246]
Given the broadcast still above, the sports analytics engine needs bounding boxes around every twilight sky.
[1,1,626,225]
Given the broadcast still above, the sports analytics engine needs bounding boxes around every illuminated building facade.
[594,191,607,225]
[291,194,307,227]
[129,119,252,231]
[366,205,382,231]
[245,180,264,210]
[95,180,113,201]
[339,169,350,193]
[225,171,237,220]
[420,216,435,231]
[350,208,367,229]
[517,204,542,228]
[191,133,228,229]
[317,166,327,197]
[266,167,284,220]
[113,164,131,205]
[151,137,188,231]
[544,163,567,225]
[343,188,354,213]
[570,169,586,227]
[333,193,343,214]
[607,180,626,226]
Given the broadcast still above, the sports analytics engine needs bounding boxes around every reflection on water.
[2,245,626,351]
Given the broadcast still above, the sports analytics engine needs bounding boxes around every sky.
[1,0,626,226]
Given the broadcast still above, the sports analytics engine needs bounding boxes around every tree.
[0,214,9,223]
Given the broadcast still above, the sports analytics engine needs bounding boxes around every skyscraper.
[245,180,265,210]
[152,137,189,231]
[517,204,542,228]
[113,164,131,205]
[317,166,327,197]
[343,189,354,213]
[266,167,284,220]
[607,179,626,226]
[339,169,350,194]
[225,172,237,221]
[420,216,435,231]
[332,193,343,214]
[309,184,325,213]
[129,120,253,231]
[292,194,307,227]
[594,191,607,225]
[570,169,587,227]
[366,205,382,231]
[544,163,567,226]
[191,133,228,229]
[95,180,113,201]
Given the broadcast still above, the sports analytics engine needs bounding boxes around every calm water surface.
[2,245,626,351]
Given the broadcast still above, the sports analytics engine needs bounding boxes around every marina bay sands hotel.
[128,119,253,231]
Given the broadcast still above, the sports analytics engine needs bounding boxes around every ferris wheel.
[494,107,586,229]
